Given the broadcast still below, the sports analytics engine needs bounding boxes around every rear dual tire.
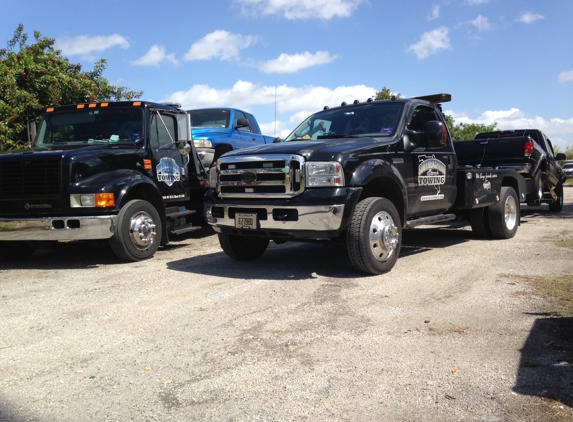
[471,186,519,239]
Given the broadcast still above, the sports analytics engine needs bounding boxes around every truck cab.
[188,108,278,168]
[0,101,208,261]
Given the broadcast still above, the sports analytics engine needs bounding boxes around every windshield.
[285,102,404,142]
[36,108,143,148]
[189,109,230,128]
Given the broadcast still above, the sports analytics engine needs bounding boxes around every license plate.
[235,213,257,229]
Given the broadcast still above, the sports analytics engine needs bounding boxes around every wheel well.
[502,177,519,195]
[214,143,234,162]
[358,177,405,226]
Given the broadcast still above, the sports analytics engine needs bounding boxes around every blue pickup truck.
[188,108,279,168]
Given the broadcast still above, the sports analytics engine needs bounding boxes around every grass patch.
[506,233,573,317]
[527,275,573,317]
[556,236,573,250]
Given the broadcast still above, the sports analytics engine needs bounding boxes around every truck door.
[149,111,190,202]
[233,110,260,149]
[405,105,457,216]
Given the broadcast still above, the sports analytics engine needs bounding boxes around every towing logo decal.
[156,158,181,187]
[418,155,446,186]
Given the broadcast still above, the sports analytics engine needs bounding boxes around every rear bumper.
[0,216,117,241]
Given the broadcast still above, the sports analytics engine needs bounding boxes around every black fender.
[71,169,167,243]
[347,159,409,226]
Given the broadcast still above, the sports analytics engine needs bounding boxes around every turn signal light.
[95,193,116,207]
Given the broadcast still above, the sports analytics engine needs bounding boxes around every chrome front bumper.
[206,204,345,232]
[0,216,118,241]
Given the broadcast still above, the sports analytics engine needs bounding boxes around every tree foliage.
[0,24,143,151]
[374,86,402,100]
[443,114,498,141]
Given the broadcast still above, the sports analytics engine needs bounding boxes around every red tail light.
[524,139,534,156]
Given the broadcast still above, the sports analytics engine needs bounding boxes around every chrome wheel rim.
[369,211,399,262]
[129,211,157,250]
[504,195,518,230]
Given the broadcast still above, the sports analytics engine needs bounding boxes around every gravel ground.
[1,188,572,422]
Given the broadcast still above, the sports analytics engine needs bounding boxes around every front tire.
[347,197,402,275]
[488,187,519,239]
[109,200,162,262]
[218,233,269,261]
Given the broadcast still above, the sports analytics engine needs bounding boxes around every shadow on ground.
[513,316,573,408]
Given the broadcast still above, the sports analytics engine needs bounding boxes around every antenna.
[274,86,277,137]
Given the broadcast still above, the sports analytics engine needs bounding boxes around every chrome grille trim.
[217,154,306,198]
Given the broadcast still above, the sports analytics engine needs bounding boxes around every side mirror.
[234,118,249,129]
[273,137,282,143]
[556,153,566,161]
[402,133,413,152]
[425,120,448,149]
[177,141,192,155]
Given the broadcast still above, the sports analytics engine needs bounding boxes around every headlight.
[305,162,345,187]
[194,139,213,148]
[70,193,116,208]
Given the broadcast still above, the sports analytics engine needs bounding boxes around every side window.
[234,111,250,132]
[408,106,439,146]
[246,113,261,134]
[150,113,176,148]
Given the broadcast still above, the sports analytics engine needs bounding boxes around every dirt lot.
[1,188,572,422]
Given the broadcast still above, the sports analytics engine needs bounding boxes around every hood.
[220,136,397,162]
[191,127,232,137]
[0,145,142,180]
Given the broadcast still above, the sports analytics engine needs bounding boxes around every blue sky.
[2,0,573,149]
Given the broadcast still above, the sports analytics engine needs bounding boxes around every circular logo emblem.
[241,172,257,183]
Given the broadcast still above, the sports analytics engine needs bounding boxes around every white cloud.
[257,51,339,73]
[131,45,178,66]
[466,0,489,5]
[408,27,451,59]
[164,80,375,111]
[558,70,573,83]
[184,30,258,62]
[235,0,363,20]
[470,15,492,31]
[445,108,573,149]
[428,5,440,21]
[517,12,546,24]
[162,80,376,138]
[55,34,130,57]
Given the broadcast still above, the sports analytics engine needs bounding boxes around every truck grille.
[217,154,305,198]
[0,159,60,197]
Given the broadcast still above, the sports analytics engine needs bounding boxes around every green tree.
[565,145,573,160]
[444,114,498,140]
[0,24,143,151]
[374,86,402,100]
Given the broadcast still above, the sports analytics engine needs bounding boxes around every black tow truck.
[204,94,526,275]
[0,101,208,261]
